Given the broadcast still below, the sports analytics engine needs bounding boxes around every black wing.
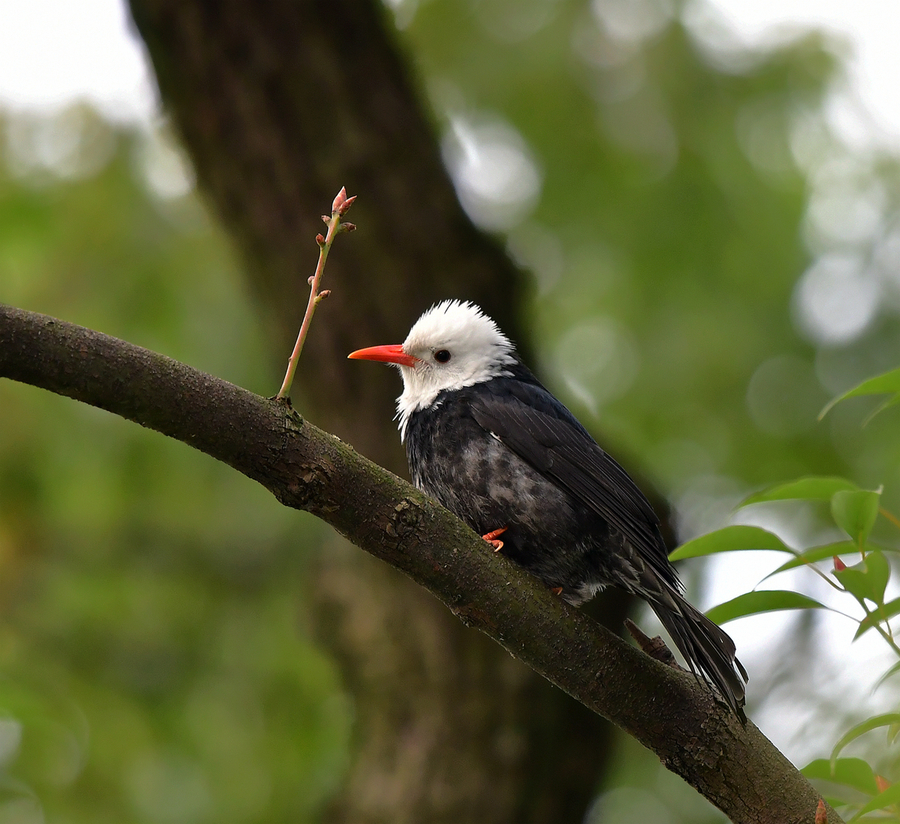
[469,375,679,589]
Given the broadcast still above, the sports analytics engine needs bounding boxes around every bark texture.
[124,0,625,821]
[0,304,842,824]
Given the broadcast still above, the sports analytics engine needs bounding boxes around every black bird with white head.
[349,300,747,717]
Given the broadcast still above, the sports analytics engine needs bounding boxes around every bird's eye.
[433,349,452,364]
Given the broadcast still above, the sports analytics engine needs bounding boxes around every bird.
[348,299,747,717]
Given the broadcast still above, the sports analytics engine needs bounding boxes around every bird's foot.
[482,526,508,552]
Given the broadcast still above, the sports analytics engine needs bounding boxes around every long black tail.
[646,577,748,720]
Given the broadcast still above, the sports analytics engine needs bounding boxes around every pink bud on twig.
[814,799,826,824]
[341,222,356,233]
[332,187,357,215]
[316,234,326,247]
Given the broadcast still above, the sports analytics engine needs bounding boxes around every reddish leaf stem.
[275,187,356,400]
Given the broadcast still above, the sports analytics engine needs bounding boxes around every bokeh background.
[3,0,900,821]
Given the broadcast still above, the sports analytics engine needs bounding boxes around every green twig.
[275,187,356,400]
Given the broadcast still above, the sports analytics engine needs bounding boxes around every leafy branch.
[671,368,900,820]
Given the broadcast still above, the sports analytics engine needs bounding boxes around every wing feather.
[469,378,677,588]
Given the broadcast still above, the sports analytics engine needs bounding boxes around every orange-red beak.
[348,343,419,368]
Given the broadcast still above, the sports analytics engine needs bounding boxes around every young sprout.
[276,187,356,401]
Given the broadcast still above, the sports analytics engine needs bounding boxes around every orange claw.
[482,526,508,552]
[550,587,564,596]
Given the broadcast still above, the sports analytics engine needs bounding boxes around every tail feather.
[648,582,748,720]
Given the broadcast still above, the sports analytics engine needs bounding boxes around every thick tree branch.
[0,304,839,824]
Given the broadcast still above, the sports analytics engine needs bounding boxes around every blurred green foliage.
[0,110,349,822]
[3,0,900,821]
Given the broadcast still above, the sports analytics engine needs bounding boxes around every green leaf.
[834,551,890,609]
[831,489,881,546]
[861,393,900,427]
[740,477,860,507]
[875,659,900,690]
[831,714,900,766]
[855,596,900,639]
[890,723,900,745]
[668,525,792,562]
[766,542,898,579]
[705,591,828,625]
[764,542,859,578]
[821,366,900,419]
[802,757,879,795]
[849,779,900,821]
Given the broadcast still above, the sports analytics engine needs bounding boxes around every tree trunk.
[127,0,624,820]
